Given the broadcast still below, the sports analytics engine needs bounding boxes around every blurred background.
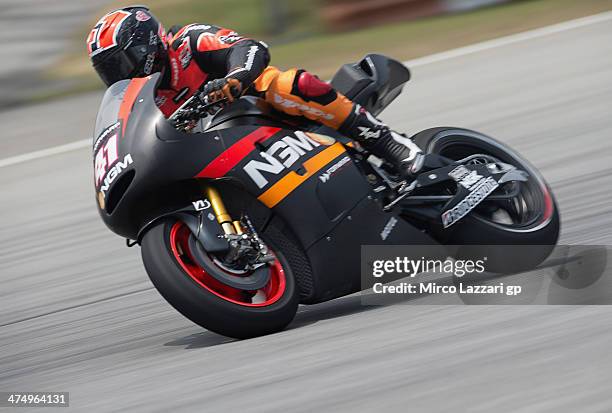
[2,0,611,109]
[2,1,612,411]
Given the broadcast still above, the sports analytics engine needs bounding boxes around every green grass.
[44,0,612,100]
[111,0,320,39]
[268,0,612,78]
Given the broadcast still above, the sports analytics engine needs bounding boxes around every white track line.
[1,10,611,169]
[0,139,91,168]
[407,10,612,67]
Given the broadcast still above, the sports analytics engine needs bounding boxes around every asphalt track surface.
[1,15,612,412]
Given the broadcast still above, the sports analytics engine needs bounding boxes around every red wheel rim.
[169,221,286,307]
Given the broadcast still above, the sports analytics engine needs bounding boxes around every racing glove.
[200,78,243,104]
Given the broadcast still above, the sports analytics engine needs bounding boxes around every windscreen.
[93,79,131,141]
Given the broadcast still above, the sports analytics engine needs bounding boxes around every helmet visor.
[94,49,139,86]
[94,41,158,86]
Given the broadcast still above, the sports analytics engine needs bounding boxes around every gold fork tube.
[206,186,236,235]
[232,221,244,234]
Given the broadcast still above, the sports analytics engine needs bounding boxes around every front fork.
[205,185,244,236]
[204,184,274,268]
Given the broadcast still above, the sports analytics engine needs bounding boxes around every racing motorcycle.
[93,54,559,338]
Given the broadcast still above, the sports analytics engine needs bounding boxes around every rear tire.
[412,127,560,272]
[141,219,299,339]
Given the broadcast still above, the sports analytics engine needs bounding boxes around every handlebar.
[169,84,241,131]
[169,94,229,131]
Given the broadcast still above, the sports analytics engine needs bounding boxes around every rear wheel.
[412,127,560,272]
[141,219,299,339]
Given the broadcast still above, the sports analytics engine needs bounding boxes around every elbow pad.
[226,40,270,86]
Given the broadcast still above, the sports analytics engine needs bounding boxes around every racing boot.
[339,104,425,179]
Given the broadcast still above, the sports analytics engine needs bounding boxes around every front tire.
[141,219,299,339]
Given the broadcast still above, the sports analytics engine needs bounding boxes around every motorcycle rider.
[87,5,425,177]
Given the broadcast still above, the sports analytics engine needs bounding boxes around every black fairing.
[205,96,288,130]
[330,53,411,116]
[95,74,230,239]
[94,61,437,304]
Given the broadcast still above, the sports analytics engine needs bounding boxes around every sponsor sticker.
[381,217,398,240]
[357,126,381,140]
[143,52,156,75]
[448,165,485,190]
[183,24,211,35]
[441,176,499,228]
[192,199,212,211]
[149,30,158,46]
[319,156,351,183]
[135,10,151,22]
[98,153,134,198]
[154,95,167,107]
[94,132,134,202]
[178,37,192,69]
[170,58,180,88]
[273,94,334,121]
[93,122,120,154]
[218,31,243,44]
[243,131,321,189]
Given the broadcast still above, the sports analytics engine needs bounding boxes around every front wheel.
[141,219,299,339]
[411,127,560,272]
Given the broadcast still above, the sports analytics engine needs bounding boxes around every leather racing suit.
[156,23,423,176]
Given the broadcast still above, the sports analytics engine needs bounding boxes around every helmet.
[87,6,167,86]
